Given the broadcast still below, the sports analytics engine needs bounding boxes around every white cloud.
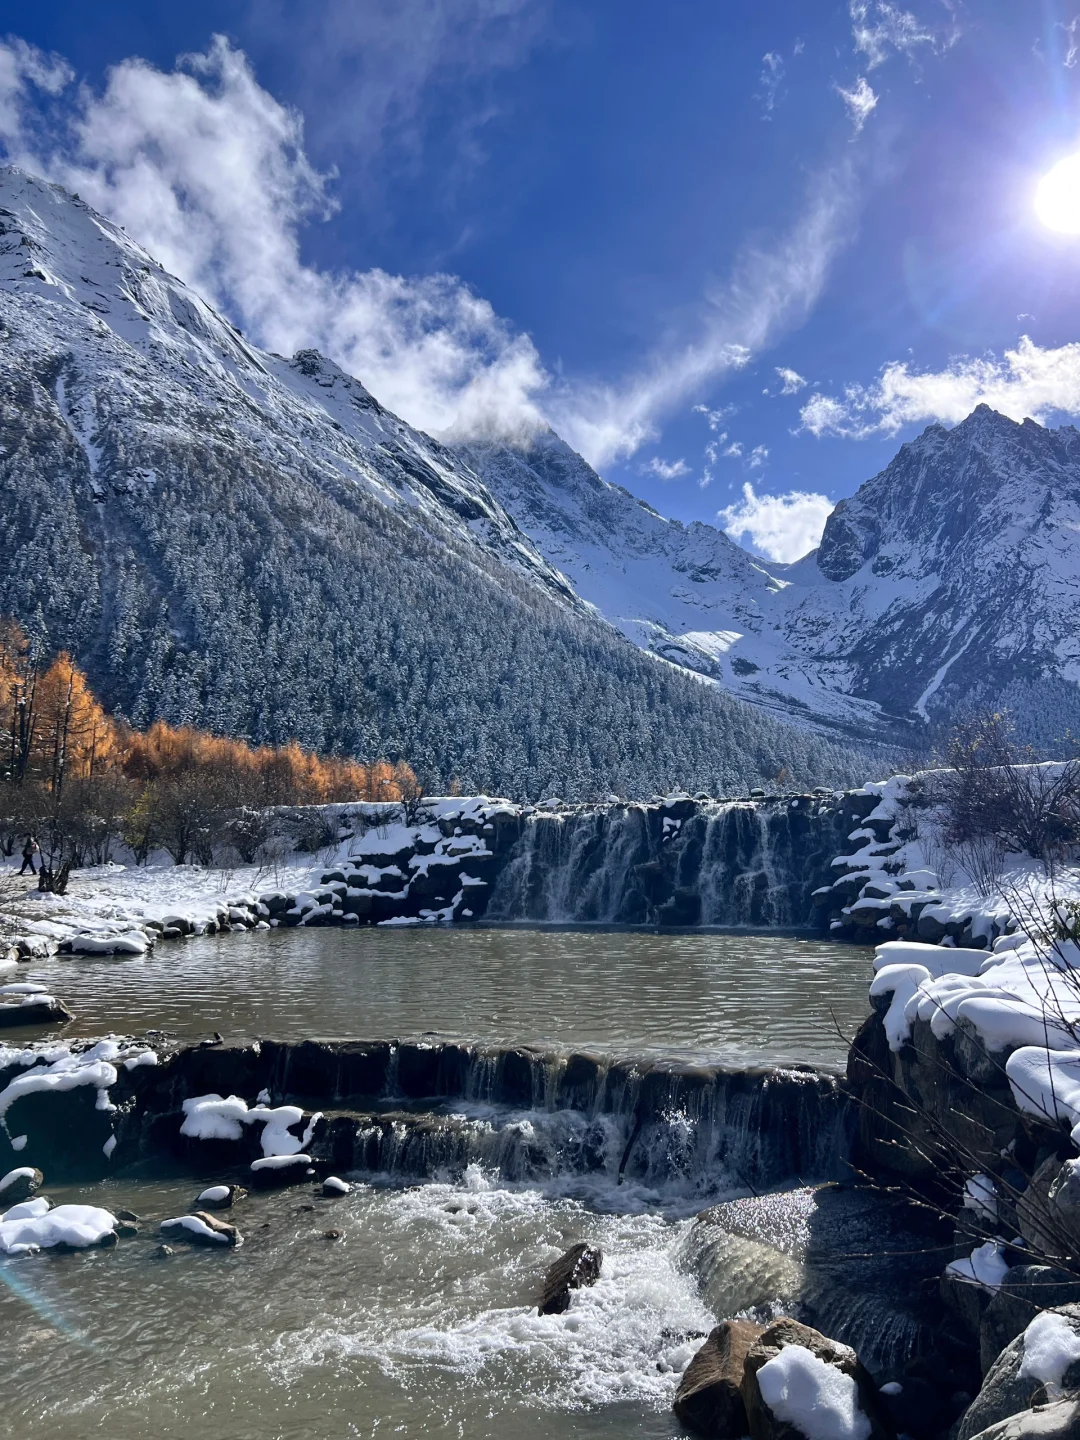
[0,36,71,142]
[0,35,548,443]
[835,76,878,133]
[0,33,856,469]
[550,163,858,465]
[849,1,955,70]
[775,366,807,394]
[698,468,714,490]
[758,52,785,116]
[748,444,769,469]
[719,482,833,563]
[693,403,737,430]
[723,440,744,458]
[799,336,1080,438]
[642,456,689,480]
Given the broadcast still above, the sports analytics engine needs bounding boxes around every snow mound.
[755,1343,872,1440]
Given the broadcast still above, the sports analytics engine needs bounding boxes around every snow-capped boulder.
[741,1319,887,1440]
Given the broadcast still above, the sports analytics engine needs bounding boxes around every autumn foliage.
[0,619,418,886]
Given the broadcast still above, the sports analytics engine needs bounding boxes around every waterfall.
[484,796,855,927]
[137,1038,851,1204]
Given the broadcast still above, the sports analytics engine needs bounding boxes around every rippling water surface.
[2,926,873,1437]
[12,926,872,1067]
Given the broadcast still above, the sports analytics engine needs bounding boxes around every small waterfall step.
[1,1036,853,1191]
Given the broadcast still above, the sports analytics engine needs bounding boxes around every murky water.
[8,926,872,1068]
[1,928,873,1437]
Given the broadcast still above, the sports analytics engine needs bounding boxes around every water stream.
[1,927,876,1438]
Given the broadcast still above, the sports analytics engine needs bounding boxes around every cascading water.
[92,1038,852,1210]
[484,795,861,927]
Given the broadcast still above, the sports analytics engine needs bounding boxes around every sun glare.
[1036,153,1080,233]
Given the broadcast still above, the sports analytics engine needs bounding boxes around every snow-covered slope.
[783,406,1080,740]
[464,410,1080,746]
[0,166,575,604]
[459,432,888,735]
[0,166,865,797]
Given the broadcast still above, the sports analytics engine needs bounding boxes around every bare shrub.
[934,713,1080,879]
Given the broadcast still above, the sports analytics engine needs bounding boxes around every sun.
[1035,153,1080,233]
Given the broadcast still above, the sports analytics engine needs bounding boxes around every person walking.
[18,835,38,876]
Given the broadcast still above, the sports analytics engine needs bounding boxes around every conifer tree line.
[0,618,419,890]
[0,351,877,805]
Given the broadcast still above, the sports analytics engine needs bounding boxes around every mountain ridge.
[0,164,865,797]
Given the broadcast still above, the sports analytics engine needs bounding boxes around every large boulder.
[674,1320,765,1437]
[537,1242,602,1315]
[742,1318,887,1440]
[959,1307,1080,1440]
[980,1268,1080,1376]
[965,1397,1080,1440]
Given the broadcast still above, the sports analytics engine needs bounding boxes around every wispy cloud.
[693,403,737,430]
[848,0,957,69]
[747,444,769,469]
[775,366,808,394]
[799,337,1080,437]
[550,163,859,465]
[641,456,689,480]
[0,34,548,443]
[835,76,878,133]
[0,31,856,470]
[757,52,785,116]
[719,482,833,563]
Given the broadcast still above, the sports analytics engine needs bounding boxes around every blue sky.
[3,2,1080,560]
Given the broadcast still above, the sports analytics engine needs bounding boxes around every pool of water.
[2,926,873,1438]
[8,926,872,1068]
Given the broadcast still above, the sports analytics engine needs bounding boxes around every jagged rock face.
[794,406,1080,737]
[0,166,860,798]
[464,409,1080,747]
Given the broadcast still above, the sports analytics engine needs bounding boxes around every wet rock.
[323,1229,343,1240]
[160,1211,243,1248]
[741,1318,888,1440]
[959,1309,1080,1440]
[249,1155,316,1188]
[155,1244,174,1258]
[0,1166,44,1206]
[674,1319,765,1437]
[0,996,73,1027]
[194,1184,245,1209]
[115,1208,139,1223]
[964,1397,1080,1440]
[115,1220,139,1237]
[537,1241,603,1315]
[322,1176,351,1196]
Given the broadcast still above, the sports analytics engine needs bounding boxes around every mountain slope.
[464,410,1080,748]
[0,166,865,797]
[783,405,1080,744]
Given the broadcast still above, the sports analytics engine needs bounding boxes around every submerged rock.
[537,1241,602,1315]
[194,1184,245,1209]
[674,1319,765,1437]
[159,1211,243,1247]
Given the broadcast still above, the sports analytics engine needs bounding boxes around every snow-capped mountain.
[459,432,888,735]
[464,410,1080,746]
[5,162,1075,768]
[0,166,575,604]
[0,165,861,797]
